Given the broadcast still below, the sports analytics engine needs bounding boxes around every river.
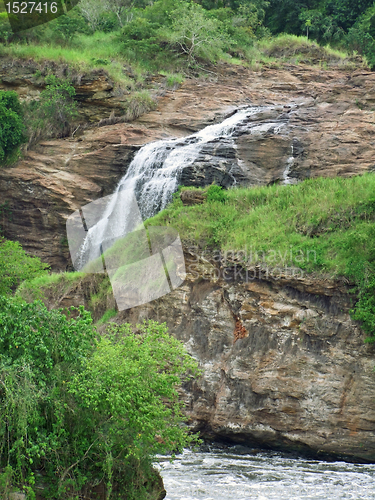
[156,446,375,500]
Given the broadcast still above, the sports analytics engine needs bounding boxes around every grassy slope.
[0,32,361,75]
[0,0,364,83]
[146,176,375,278]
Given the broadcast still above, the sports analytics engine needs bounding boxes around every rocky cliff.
[3,59,375,462]
[30,249,375,463]
[1,62,375,268]
[113,251,375,463]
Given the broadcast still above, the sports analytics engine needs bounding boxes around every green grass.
[97,308,117,325]
[17,271,84,301]
[0,30,364,89]
[256,34,362,69]
[148,176,375,340]
[159,72,185,88]
[147,175,375,276]
[16,176,375,336]
[0,32,139,87]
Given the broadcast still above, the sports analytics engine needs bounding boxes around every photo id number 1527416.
[5,2,58,14]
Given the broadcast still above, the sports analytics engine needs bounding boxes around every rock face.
[35,250,375,462]
[3,59,375,463]
[112,251,375,463]
[2,62,375,268]
[0,58,130,122]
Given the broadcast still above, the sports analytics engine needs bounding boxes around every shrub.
[25,75,79,146]
[0,12,13,44]
[206,185,228,204]
[165,2,227,64]
[0,299,199,498]
[0,91,25,163]
[0,237,49,296]
[124,90,157,120]
[121,17,161,58]
[350,2,375,68]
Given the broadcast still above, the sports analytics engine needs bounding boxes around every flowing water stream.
[156,447,375,500]
[78,105,287,268]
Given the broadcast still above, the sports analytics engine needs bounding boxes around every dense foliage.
[0,237,199,498]
[0,237,49,296]
[0,295,199,498]
[263,0,375,65]
[0,78,78,163]
[0,90,25,162]
[1,0,373,67]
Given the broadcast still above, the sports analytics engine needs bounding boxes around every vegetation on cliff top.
[0,236,49,295]
[15,174,375,344]
[146,175,375,341]
[0,0,370,79]
[0,0,370,162]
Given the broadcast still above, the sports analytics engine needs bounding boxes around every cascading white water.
[79,106,285,267]
[283,145,295,185]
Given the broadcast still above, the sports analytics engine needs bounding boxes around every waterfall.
[77,106,285,269]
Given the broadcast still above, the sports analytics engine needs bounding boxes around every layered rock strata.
[32,251,375,463]
[1,63,375,270]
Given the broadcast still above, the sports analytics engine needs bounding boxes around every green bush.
[206,185,228,204]
[345,4,375,68]
[125,90,157,120]
[0,12,13,44]
[0,91,25,163]
[0,295,199,498]
[121,17,161,58]
[166,2,227,64]
[25,75,79,145]
[0,237,49,296]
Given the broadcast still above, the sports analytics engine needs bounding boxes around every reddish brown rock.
[1,63,375,269]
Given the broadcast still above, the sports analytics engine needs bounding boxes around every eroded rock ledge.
[113,252,375,463]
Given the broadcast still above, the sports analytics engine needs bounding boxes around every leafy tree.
[48,10,90,43]
[121,17,161,58]
[265,0,310,34]
[166,2,227,64]
[0,91,25,163]
[70,321,199,460]
[0,237,49,296]
[79,0,108,32]
[299,8,344,42]
[104,0,134,27]
[326,0,374,31]
[0,297,199,498]
[0,298,95,496]
[345,3,375,67]
[265,0,374,39]
[0,12,13,44]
